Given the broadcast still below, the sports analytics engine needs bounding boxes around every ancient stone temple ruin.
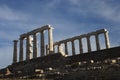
[0,25,120,80]
[13,25,110,63]
[13,25,54,63]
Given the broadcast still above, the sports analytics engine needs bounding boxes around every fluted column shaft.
[87,36,91,52]
[64,42,68,55]
[26,36,29,60]
[79,38,83,54]
[95,34,100,50]
[104,31,110,49]
[26,36,31,60]
[48,28,53,54]
[19,38,23,61]
[33,33,37,58]
[41,31,45,56]
[53,45,55,53]
[58,44,62,53]
[71,40,75,55]
[46,45,49,55]
[13,40,18,63]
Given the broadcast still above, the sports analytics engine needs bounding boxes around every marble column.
[95,34,100,50]
[26,36,30,60]
[26,35,32,60]
[48,27,54,54]
[29,36,33,59]
[104,31,110,49]
[19,38,24,61]
[41,31,45,56]
[13,40,18,63]
[64,42,68,55]
[79,38,83,54]
[71,40,75,55]
[33,33,37,58]
[53,45,55,53]
[58,44,62,53]
[46,45,49,55]
[87,36,91,52]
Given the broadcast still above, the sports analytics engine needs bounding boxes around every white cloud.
[0,5,29,21]
[91,1,120,22]
[69,0,81,5]
[68,0,120,22]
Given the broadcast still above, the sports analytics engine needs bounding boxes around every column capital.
[64,41,68,44]
[104,30,109,33]
[13,40,18,42]
[78,37,82,40]
[40,30,45,33]
[95,33,99,36]
[58,43,61,46]
[71,39,75,42]
[47,25,54,30]
[20,33,27,39]
[104,28,108,32]
[19,37,24,40]
[33,32,37,35]
[86,34,91,38]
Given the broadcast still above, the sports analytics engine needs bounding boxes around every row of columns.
[13,28,110,63]
[53,29,110,56]
[13,25,54,63]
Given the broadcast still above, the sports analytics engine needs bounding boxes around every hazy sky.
[0,0,120,68]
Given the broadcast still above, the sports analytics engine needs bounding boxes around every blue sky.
[0,0,120,68]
